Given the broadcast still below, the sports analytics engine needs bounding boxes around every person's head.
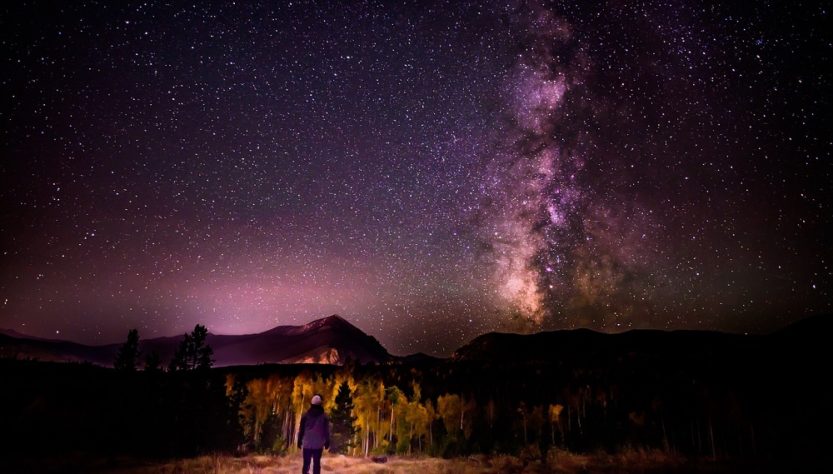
[311,394,322,406]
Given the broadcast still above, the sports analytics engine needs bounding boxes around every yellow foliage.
[549,403,564,422]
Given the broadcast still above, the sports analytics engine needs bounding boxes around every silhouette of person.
[298,394,330,474]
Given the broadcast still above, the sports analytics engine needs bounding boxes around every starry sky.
[1,1,830,355]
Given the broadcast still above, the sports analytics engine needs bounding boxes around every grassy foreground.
[99,450,697,473]
[6,450,790,473]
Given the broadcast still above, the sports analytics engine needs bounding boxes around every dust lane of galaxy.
[1,1,830,355]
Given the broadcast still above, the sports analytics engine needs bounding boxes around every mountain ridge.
[2,313,828,367]
[452,313,830,362]
[0,315,391,367]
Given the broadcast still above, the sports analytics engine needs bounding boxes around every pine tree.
[114,328,140,372]
[168,324,214,371]
[168,332,191,372]
[330,380,358,454]
[193,324,214,370]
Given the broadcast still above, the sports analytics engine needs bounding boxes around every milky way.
[1,1,831,355]
[483,5,661,330]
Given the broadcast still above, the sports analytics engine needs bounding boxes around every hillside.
[0,315,391,366]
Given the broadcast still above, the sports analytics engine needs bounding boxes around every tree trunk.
[697,420,703,454]
[567,406,572,434]
[282,409,288,448]
[287,410,294,447]
[375,407,381,449]
[294,394,305,448]
[429,423,433,452]
[523,415,528,444]
[460,401,464,432]
[708,418,716,460]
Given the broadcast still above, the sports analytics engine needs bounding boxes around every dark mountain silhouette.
[0,329,119,364]
[453,314,831,363]
[400,352,443,363]
[3,314,828,368]
[0,315,391,367]
[770,313,831,342]
[0,329,56,341]
[452,328,750,363]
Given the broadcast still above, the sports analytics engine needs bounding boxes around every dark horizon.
[2,1,830,355]
[2,311,827,360]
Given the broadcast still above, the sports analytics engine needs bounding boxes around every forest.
[1,318,829,472]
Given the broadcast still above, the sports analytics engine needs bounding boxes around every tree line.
[1,323,824,467]
[227,362,750,461]
[114,325,214,373]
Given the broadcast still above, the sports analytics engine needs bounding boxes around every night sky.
[1,1,830,355]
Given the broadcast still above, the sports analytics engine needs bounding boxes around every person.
[298,394,330,474]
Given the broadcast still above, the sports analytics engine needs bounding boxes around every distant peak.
[305,314,356,331]
[322,314,348,325]
[261,314,363,336]
[0,328,50,341]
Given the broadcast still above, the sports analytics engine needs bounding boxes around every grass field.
[98,450,694,473]
[6,450,782,473]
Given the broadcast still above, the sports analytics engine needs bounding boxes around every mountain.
[0,329,119,365]
[453,314,832,363]
[204,315,391,366]
[4,314,827,368]
[0,315,391,367]
[455,327,731,362]
[770,313,832,343]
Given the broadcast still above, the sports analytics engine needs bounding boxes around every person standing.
[298,394,330,474]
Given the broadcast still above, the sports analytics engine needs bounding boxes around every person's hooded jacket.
[298,404,330,450]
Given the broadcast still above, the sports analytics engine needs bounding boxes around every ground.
[6,450,775,473]
[95,450,705,473]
